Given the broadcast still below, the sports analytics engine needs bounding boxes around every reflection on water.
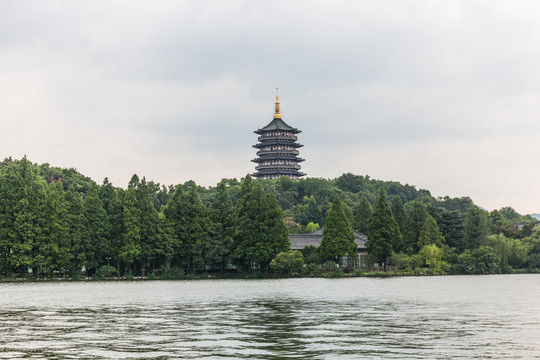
[0,275,539,359]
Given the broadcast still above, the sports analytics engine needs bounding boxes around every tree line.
[350,188,540,274]
[0,158,289,277]
[0,157,538,278]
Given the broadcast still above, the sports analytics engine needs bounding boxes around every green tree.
[301,245,321,264]
[0,157,49,276]
[499,206,522,223]
[83,184,111,274]
[295,195,322,226]
[119,187,141,274]
[486,233,511,269]
[353,196,372,234]
[367,189,401,271]
[490,210,508,234]
[525,227,540,268]
[98,179,124,272]
[234,175,289,272]
[130,175,159,275]
[42,181,70,277]
[487,234,527,270]
[63,185,86,275]
[390,196,407,237]
[507,238,528,269]
[454,246,501,274]
[154,213,174,272]
[305,222,319,233]
[418,244,446,272]
[207,180,235,272]
[163,186,185,271]
[403,201,429,254]
[437,210,464,249]
[320,195,356,265]
[463,206,490,251]
[171,182,210,272]
[418,214,445,248]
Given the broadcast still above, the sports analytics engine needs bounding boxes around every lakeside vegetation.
[0,156,539,280]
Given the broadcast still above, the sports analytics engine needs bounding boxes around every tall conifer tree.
[130,175,159,274]
[1,157,49,275]
[163,186,185,271]
[207,180,235,272]
[403,201,429,254]
[64,184,86,275]
[84,184,111,273]
[120,187,141,274]
[181,183,210,271]
[367,189,401,271]
[418,214,445,249]
[164,182,210,271]
[391,196,407,239]
[235,175,289,272]
[320,195,356,264]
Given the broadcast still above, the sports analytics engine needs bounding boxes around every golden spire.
[274,86,282,119]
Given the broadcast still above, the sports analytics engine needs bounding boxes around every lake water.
[0,275,539,359]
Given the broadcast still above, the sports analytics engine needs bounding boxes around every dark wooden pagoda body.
[252,93,305,180]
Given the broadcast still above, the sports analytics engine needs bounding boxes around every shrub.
[329,269,344,278]
[270,250,305,275]
[185,273,196,280]
[389,252,408,270]
[161,267,185,280]
[303,263,323,277]
[95,265,118,278]
[322,261,338,273]
[244,271,265,279]
[352,268,364,277]
[148,272,158,280]
[301,245,322,265]
[453,247,501,274]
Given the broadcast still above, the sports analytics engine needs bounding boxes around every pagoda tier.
[253,140,303,149]
[252,155,305,163]
[251,89,306,180]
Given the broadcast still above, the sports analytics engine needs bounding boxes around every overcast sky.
[1,1,539,214]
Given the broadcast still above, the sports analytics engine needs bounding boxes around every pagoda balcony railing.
[256,149,300,156]
[258,135,298,142]
[255,164,301,171]
[252,157,305,163]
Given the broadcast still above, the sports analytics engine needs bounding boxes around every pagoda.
[252,88,306,180]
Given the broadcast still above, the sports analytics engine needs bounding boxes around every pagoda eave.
[253,142,303,149]
[252,171,306,178]
[251,157,305,163]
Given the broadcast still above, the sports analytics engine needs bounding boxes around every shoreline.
[1,270,537,283]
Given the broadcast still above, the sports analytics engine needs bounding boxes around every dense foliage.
[0,158,538,278]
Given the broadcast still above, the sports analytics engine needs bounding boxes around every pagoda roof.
[255,118,301,134]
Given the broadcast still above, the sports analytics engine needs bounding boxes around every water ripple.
[0,276,539,359]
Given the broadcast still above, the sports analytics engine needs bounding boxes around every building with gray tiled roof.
[290,228,369,268]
